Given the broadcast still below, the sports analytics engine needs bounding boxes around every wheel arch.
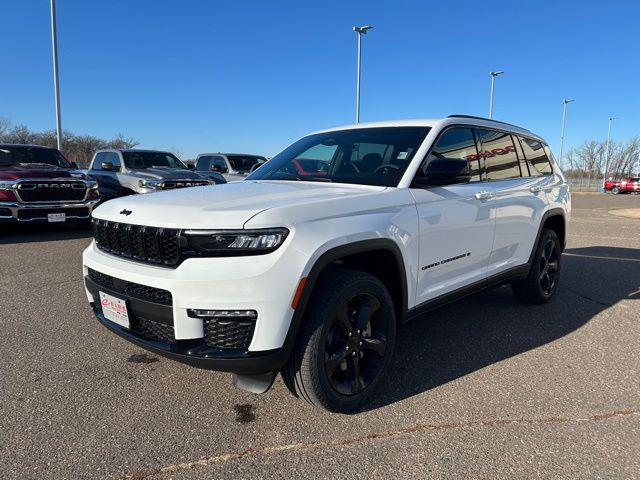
[528,208,567,265]
[279,239,409,365]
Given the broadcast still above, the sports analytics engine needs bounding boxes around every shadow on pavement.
[365,246,639,411]
[0,222,92,245]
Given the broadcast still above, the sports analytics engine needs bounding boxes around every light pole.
[559,99,574,168]
[488,71,504,119]
[353,25,373,124]
[50,0,62,150]
[602,116,615,187]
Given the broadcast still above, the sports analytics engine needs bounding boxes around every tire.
[612,186,620,194]
[512,228,562,304]
[282,268,396,413]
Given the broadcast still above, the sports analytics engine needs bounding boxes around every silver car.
[88,149,219,201]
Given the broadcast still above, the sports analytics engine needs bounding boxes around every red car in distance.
[604,177,640,194]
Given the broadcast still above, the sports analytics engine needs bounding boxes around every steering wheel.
[374,164,400,175]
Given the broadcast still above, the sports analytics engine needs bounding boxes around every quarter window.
[478,129,521,180]
[424,127,480,182]
[518,136,553,176]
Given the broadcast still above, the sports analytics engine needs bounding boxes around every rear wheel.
[282,268,396,412]
[512,228,561,304]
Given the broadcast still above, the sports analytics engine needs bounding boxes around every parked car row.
[0,144,268,223]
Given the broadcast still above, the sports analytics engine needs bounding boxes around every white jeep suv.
[83,116,570,412]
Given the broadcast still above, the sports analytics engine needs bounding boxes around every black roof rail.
[447,114,531,132]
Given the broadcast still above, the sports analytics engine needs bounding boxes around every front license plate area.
[47,213,66,222]
[99,291,130,329]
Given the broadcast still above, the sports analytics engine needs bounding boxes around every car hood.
[92,180,387,229]
[0,164,74,181]
[125,168,206,181]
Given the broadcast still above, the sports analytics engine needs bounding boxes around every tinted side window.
[478,129,521,180]
[92,152,106,170]
[519,136,552,176]
[212,156,227,170]
[425,127,480,182]
[107,152,121,168]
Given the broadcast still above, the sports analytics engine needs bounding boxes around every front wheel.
[282,268,396,412]
[612,186,620,194]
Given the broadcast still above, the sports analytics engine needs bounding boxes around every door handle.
[474,191,493,201]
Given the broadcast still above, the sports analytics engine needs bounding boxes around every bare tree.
[0,120,139,167]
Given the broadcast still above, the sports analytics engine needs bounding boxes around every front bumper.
[83,235,308,357]
[84,273,287,374]
[0,199,100,222]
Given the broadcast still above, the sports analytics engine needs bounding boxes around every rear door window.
[518,137,553,176]
[477,129,521,180]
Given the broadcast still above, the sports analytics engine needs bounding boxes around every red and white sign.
[99,291,130,329]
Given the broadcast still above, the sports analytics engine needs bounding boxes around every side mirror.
[211,164,228,174]
[413,158,472,187]
[101,161,119,172]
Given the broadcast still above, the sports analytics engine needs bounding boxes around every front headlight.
[183,228,289,255]
[138,179,163,189]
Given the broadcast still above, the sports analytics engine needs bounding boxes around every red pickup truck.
[604,177,640,194]
[0,144,100,223]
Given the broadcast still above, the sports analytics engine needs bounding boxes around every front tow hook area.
[232,371,277,394]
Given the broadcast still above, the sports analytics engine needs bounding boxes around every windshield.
[227,155,266,173]
[247,127,430,187]
[0,146,72,168]
[122,151,187,170]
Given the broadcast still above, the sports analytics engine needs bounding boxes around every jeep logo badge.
[119,209,132,216]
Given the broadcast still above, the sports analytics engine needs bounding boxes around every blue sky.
[1,0,638,159]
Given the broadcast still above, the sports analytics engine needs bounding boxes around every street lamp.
[559,99,575,168]
[353,25,373,124]
[602,116,615,187]
[488,71,504,119]
[50,0,62,150]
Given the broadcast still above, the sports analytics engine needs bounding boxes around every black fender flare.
[278,239,409,365]
[528,207,567,265]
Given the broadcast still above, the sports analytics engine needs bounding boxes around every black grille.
[17,207,89,220]
[124,282,172,305]
[131,317,175,344]
[87,268,172,306]
[0,208,13,217]
[17,181,87,202]
[93,219,181,266]
[203,317,256,350]
[87,268,114,288]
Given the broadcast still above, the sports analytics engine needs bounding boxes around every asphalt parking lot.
[1,194,638,479]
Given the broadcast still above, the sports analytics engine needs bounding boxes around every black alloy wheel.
[282,268,396,412]
[512,228,562,304]
[538,238,559,296]
[323,293,388,396]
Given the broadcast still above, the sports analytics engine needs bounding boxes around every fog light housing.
[188,309,258,350]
